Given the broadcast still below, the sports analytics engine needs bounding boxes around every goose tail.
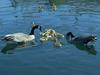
[0,36,6,40]
[0,35,14,41]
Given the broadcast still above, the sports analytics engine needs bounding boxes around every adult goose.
[2,24,42,43]
[66,32,97,45]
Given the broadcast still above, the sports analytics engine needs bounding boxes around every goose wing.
[74,35,95,44]
[4,33,34,42]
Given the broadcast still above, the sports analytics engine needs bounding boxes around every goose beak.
[39,26,42,32]
[32,23,42,32]
[32,24,38,28]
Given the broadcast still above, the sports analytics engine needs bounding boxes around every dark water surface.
[0,0,100,75]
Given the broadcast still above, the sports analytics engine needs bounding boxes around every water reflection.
[1,43,24,54]
[74,43,97,55]
[66,37,97,55]
[1,42,36,54]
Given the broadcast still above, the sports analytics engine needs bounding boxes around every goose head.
[29,24,42,35]
[66,32,75,40]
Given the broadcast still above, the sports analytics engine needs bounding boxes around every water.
[0,0,100,75]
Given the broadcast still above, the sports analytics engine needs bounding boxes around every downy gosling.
[40,29,64,47]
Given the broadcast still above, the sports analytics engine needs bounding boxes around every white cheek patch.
[94,37,97,40]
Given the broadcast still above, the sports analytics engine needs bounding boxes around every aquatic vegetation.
[38,5,44,12]
[10,0,18,8]
[49,0,64,11]
[49,0,64,6]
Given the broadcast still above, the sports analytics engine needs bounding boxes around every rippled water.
[0,0,100,75]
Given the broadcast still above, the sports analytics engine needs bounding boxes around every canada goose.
[2,24,42,43]
[66,32,97,45]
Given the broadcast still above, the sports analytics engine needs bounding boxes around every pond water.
[0,0,100,75]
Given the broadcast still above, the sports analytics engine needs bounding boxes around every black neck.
[67,32,75,38]
[29,25,42,35]
[29,27,35,35]
[39,26,42,32]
